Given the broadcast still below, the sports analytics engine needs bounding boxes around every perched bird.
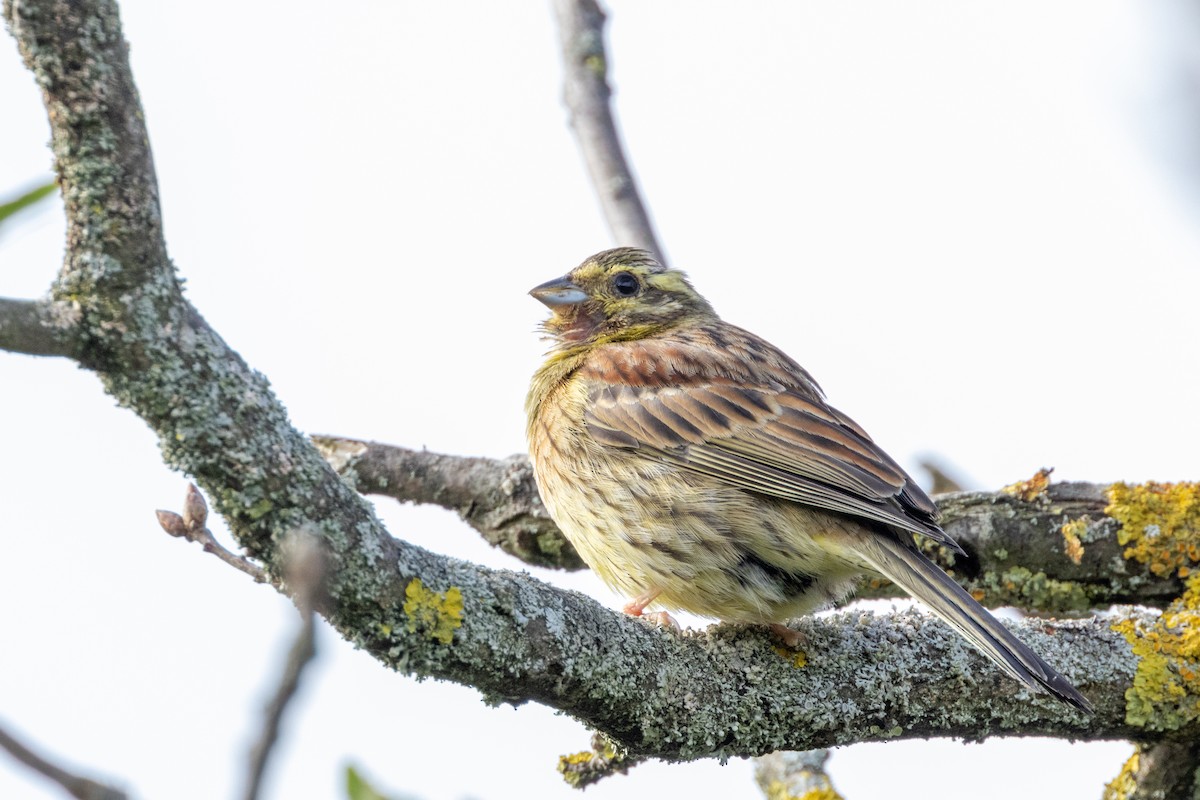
[526,247,1091,712]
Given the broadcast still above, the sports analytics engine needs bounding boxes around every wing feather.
[580,331,954,546]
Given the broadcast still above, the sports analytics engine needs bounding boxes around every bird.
[525,246,1091,713]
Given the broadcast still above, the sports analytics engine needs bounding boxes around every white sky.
[2,2,1197,798]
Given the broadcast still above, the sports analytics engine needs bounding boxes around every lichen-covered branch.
[6,0,1200,772]
[313,436,583,570]
[317,436,1191,610]
[243,533,324,800]
[883,482,1189,612]
[550,0,664,261]
[1103,741,1200,800]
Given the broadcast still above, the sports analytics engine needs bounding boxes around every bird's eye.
[611,271,641,297]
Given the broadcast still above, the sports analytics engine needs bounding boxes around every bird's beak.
[529,275,588,307]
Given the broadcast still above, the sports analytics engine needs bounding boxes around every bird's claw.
[768,622,807,649]
[641,610,681,631]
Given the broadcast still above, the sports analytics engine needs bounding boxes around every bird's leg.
[768,622,806,649]
[622,587,662,616]
[623,588,680,631]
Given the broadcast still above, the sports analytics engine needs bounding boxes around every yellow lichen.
[559,751,595,768]
[1106,481,1200,578]
[1060,517,1088,565]
[1100,747,1140,800]
[557,740,626,789]
[761,775,843,800]
[774,645,808,668]
[1110,574,1200,730]
[402,578,463,645]
[1001,467,1053,502]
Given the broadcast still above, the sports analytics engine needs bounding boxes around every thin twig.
[241,615,317,800]
[0,723,128,800]
[550,0,665,261]
[157,485,268,583]
[313,436,582,570]
[242,533,325,800]
[0,297,80,359]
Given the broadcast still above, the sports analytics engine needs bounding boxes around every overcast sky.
[2,2,1197,799]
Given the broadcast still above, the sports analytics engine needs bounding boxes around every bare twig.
[0,297,80,358]
[550,0,665,260]
[0,723,127,800]
[242,533,325,800]
[918,457,967,494]
[313,436,582,570]
[157,485,267,582]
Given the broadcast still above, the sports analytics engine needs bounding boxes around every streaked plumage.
[526,247,1090,712]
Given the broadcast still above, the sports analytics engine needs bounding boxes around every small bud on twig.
[182,483,208,530]
[156,510,187,538]
[155,486,267,583]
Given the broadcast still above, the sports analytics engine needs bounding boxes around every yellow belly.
[528,380,867,623]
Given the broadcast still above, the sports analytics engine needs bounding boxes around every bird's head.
[530,247,714,348]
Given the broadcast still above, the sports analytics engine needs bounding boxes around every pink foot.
[642,610,681,631]
[622,588,663,617]
[768,622,806,649]
[622,589,679,631]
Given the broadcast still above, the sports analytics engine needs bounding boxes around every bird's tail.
[855,531,1093,713]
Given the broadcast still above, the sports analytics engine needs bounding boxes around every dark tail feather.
[855,532,1093,714]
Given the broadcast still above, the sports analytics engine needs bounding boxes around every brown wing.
[579,330,954,548]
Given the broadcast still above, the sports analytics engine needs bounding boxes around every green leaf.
[345,764,399,800]
[0,179,58,229]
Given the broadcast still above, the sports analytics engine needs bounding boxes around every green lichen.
[402,579,464,645]
[1107,482,1200,579]
[584,54,606,78]
[867,725,904,739]
[972,566,1093,612]
[1111,575,1200,730]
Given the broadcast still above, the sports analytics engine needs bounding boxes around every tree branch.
[0,723,127,800]
[313,436,583,570]
[890,482,1187,611]
[0,296,81,358]
[318,437,1187,610]
[1104,741,1200,800]
[6,0,1198,772]
[550,0,665,260]
[243,533,325,800]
